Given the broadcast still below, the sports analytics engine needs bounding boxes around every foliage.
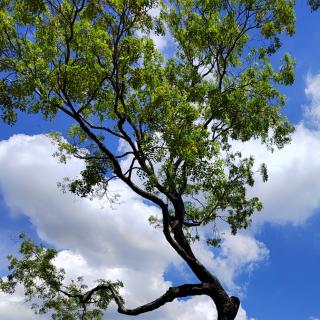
[0,0,297,319]
[308,0,320,11]
[0,234,122,320]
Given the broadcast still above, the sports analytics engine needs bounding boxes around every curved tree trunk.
[165,203,240,320]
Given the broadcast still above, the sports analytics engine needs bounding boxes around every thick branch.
[70,280,239,319]
[115,283,212,316]
[83,283,214,316]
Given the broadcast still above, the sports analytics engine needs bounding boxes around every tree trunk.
[216,296,240,320]
[168,205,240,320]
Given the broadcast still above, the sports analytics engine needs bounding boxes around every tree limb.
[83,283,215,316]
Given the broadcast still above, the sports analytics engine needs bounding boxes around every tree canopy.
[0,1,297,319]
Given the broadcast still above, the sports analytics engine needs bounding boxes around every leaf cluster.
[0,234,122,319]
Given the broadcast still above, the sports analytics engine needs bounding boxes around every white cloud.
[147,4,171,52]
[192,233,269,293]
[55,250,251,320]
[231,123,320,225]
[136,28,171,52]
[219,72,320,227]
[0,134,258,319]
[134,4,177,54]
[150,31,169,52]
[147,5,161,18]
[304,73,320,127]
[0,286,36,320]
[0,134,175,271]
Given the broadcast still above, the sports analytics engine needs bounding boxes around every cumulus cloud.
[55,250,250,320]
[136,28,170,52]
[304,73,320,126]
[232,124,320,225]
[192,233,269,292]
[135,3,177,54]
[215,71,320,227]
[0,134,259,319]
[0,134,175,271]
[0,286,36,320]
[147,4,172,52]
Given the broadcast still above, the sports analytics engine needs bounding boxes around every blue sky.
[1,2,320,320]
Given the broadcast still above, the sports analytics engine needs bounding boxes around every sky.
[0,2,320,320]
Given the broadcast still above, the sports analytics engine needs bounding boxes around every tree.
[308,0,320,11]
[0,1,296,319]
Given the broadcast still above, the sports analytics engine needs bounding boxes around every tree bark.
[162,203,240,319]
[80,282,239,319]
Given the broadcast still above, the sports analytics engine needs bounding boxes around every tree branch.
[82,283,215,316]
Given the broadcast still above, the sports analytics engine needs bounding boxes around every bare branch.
[80,283,214,316]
